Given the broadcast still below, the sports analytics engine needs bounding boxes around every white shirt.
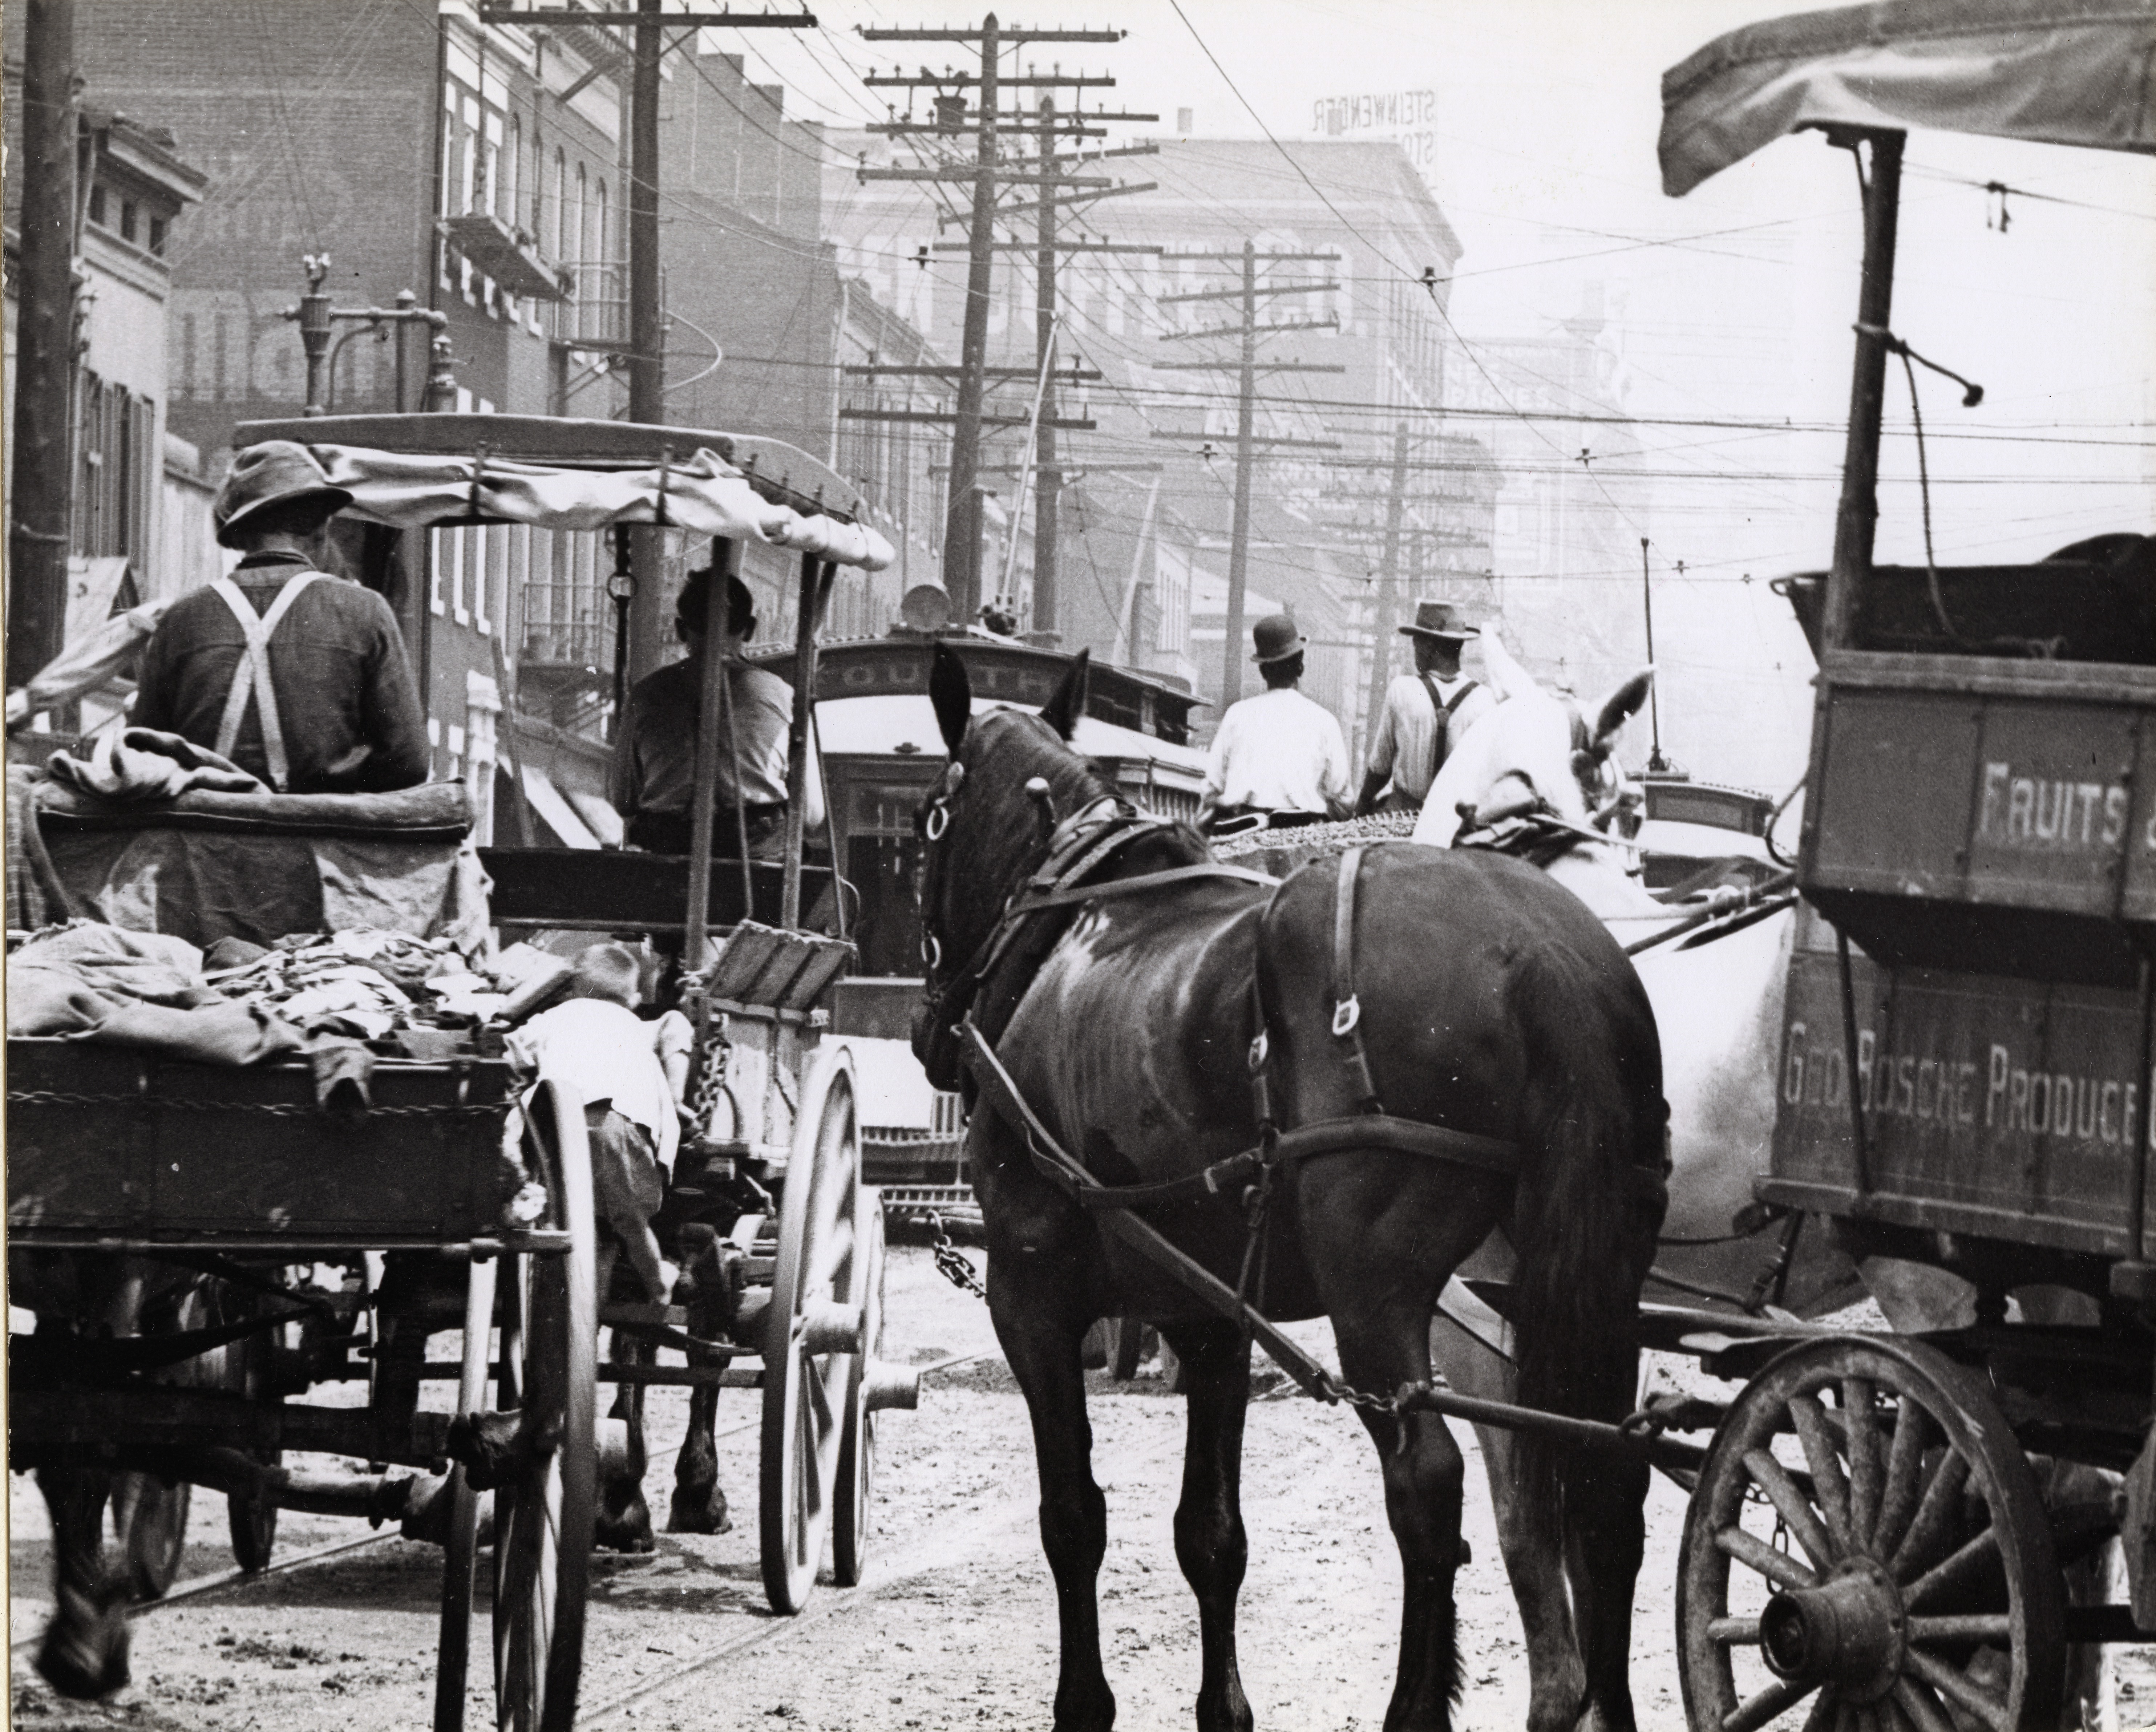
[1203,687,1350,816]
[1367,671,1498,803]
[509,999,688,1174]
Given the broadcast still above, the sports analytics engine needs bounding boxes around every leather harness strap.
[209,572,321,792]
[1330,846,1382,1110]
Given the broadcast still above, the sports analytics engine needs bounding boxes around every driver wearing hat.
[130,441,429,793]
[1354,598,1496,816]
[1194,613,1351,832]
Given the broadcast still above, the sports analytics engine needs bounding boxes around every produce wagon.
[1648,4,2156,1727]
[7,413,922,1732]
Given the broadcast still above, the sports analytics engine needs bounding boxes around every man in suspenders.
[132,442,429,794]
[1354,598,1497,816]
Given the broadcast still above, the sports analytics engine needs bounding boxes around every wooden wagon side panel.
[6,1043,521,1244]
[1767,912,2149,1258]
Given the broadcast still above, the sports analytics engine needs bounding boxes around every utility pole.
[1149,246,1342,705]
[8,0,78,691]
[857,19,1141,624]
[481,4,814,681]
[1361,424,1411,750]
[1032,96,1061,641]
[1641,537,1670,771]
[625,0,670,681]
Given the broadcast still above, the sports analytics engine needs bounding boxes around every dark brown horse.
[915,646,1668,1732]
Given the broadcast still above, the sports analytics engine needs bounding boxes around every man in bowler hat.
[131,441,428,793]
[1355,598,1496,816]
[1195,613,1351,832]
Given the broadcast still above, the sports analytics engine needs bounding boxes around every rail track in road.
[9,1348,1002,1660]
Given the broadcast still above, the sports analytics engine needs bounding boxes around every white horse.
[1406,633,1804,1731]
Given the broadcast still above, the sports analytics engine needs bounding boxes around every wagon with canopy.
[1641,3,2156,1726]
[7,412,922,1731]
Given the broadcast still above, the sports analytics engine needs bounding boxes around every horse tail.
[1503,944,1667,1508]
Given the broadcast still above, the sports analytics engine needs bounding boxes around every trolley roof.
[1660,0,2156,194]
[233,414,896,571]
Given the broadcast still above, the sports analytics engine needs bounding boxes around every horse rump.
[1503,936,1668,1505]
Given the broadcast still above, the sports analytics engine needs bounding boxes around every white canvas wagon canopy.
[1660,0,2156,194]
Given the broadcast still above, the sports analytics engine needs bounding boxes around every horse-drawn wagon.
[7,413,922,1729]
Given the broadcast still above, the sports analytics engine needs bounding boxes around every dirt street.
[11,1245,2154,1731]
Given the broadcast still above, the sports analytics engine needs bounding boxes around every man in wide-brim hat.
[1355,598,1498,817]
[1195,612,1351,832]
[130,440,429,793]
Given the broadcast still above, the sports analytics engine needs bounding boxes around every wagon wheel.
[833,1185,886,1587]
[113,1473,191,1601]
[760,1044,861,1615]
[1677,1334,2064,1732]
[492,1081,598,1732]
[434,1251,499,1732]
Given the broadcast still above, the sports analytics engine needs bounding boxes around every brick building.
[3,32,211,676]
[66,3,940,836]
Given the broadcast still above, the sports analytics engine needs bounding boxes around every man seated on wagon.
[608,558,825,858]
[1194,613,1352,832]
[130,441,430,793]
[1355,598,1498,817]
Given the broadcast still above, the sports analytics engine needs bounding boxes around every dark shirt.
[131,554,430,794]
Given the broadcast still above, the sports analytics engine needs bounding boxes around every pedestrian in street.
[1355,598,1497,816]
[130,441,429,794]
[1195,613,1351,832]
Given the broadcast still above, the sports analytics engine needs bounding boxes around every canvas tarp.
[1660,0,2156,195]
[304,443,897,572]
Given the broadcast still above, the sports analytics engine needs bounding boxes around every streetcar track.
[577,1358,1191,1727]
[8,1348,1002,1658]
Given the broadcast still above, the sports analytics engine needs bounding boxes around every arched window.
[574,162,588,264]
[592,178,608,264]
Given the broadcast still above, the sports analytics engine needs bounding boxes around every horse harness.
[920,795,1526,1404]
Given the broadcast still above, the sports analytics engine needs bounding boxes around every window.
[591,178,607,265]
[73,373,155,566]
[550,147,566,259]
[120,200,138,244]
[87,185,106,226]
[148,215,167,255]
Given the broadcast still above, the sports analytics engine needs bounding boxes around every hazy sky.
[702,0,2155,783]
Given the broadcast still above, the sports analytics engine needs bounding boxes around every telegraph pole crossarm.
[861,166,1113,185]
[1157,316,1340,343]
[933,239,1162,254]
[1157,281,1340,305]
[1149,359,1344,373]
[1149,432,1343,450]
[978,181,1156,225]
[844,364,1103,380]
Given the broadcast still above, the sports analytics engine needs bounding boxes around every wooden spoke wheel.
[833,1185,886,1587]
[761,1044,862,1615]
[491,1082,598,1732]
[1677,1335,2064,1732]
[113,1473,191,1601]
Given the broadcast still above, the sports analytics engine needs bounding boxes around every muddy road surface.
[13,1246,2155,1730]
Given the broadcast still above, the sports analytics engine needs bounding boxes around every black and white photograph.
[4,0,2154,1727]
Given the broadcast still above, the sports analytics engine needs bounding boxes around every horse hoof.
[37,1591,131,1700]
[447,1407,562,1492]
[666,1487,731,1535]
[596,1496,656,1554]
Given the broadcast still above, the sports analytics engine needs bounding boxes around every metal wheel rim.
[833,1187,885,1586]
[1676,1335,2064,1732]
[492,1083,597,1732]
[116,1473,191,1601]
[761,1049,859,1615]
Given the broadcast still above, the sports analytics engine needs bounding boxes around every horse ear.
[1592,668,1654,757]
[929,643,972,759]
[1040,648,1090,741]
